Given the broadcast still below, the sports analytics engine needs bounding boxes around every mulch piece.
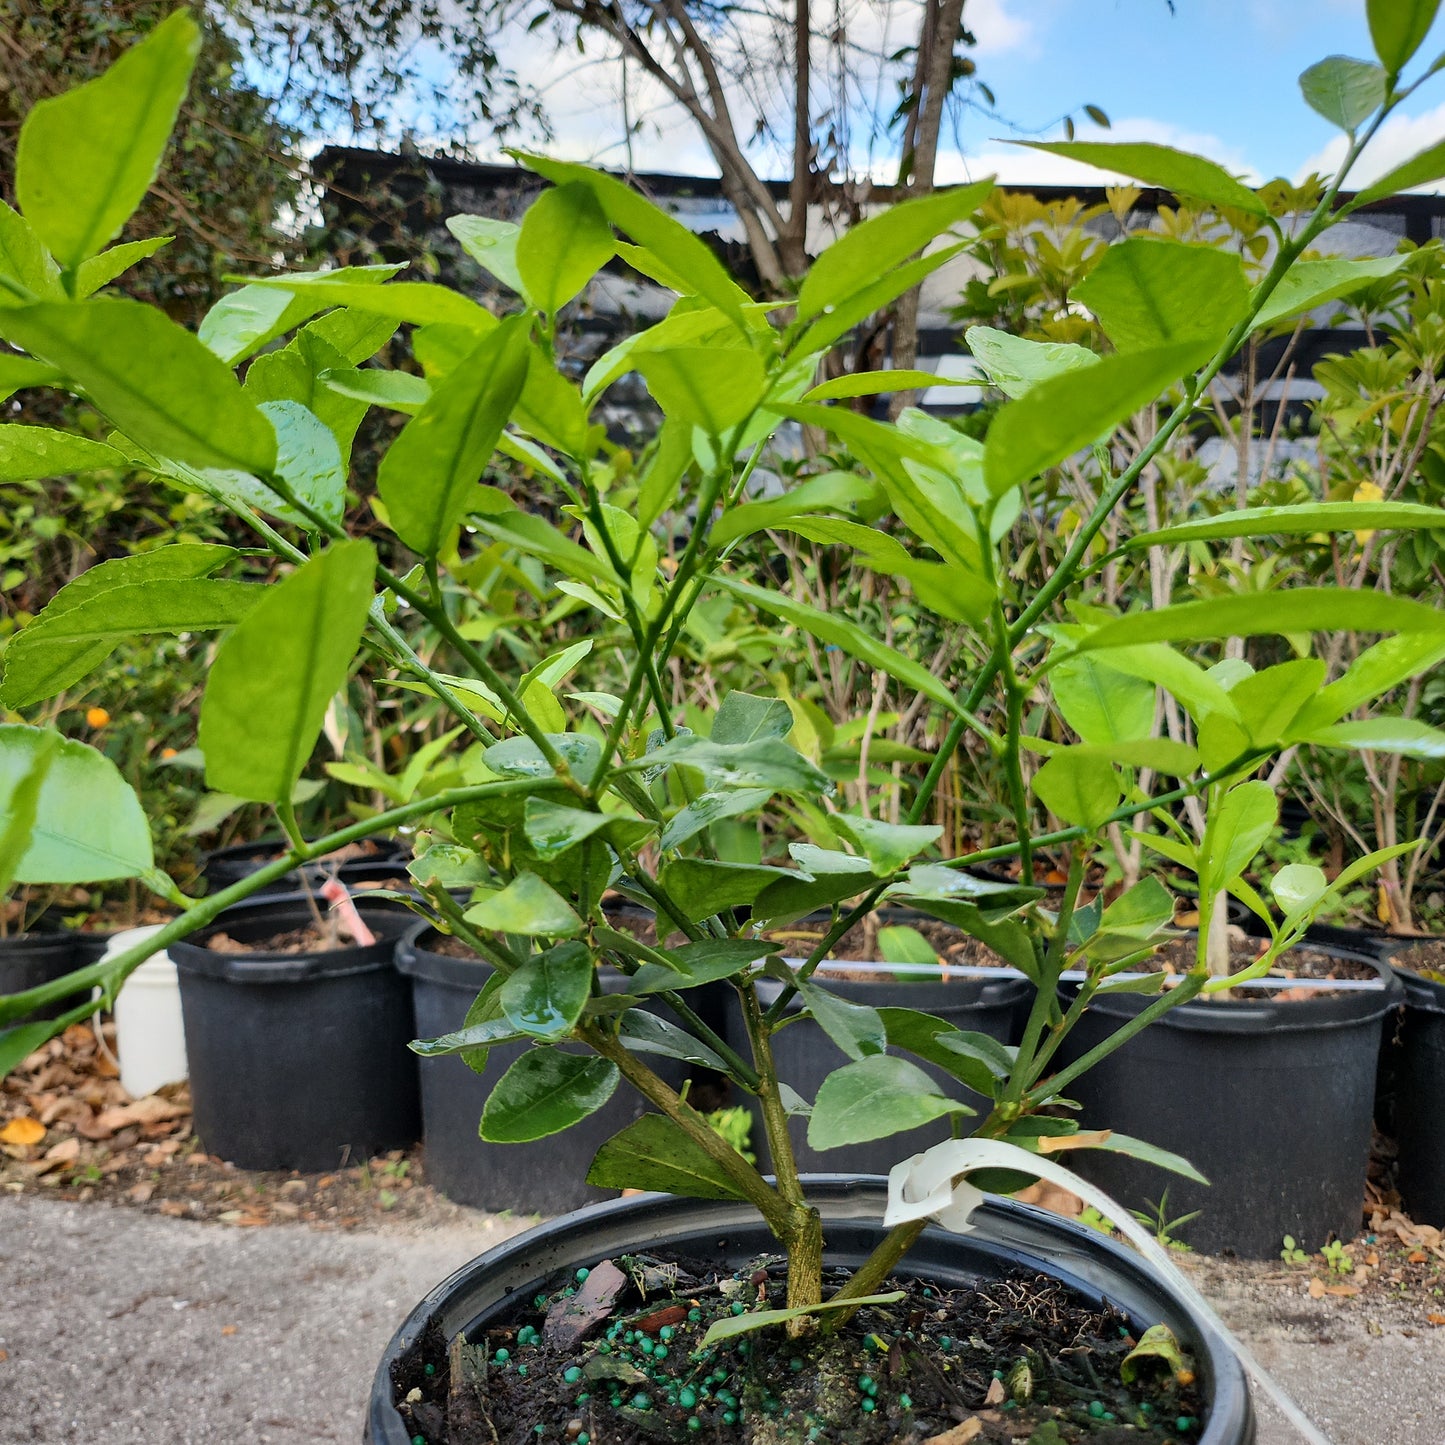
[0,1017,439,1228]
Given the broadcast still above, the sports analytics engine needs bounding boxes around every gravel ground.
[3,1192,1443,1445]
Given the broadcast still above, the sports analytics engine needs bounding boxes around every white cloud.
[969,0,1036,57]
[938,115,1258,189]
[1295,101,1445,191]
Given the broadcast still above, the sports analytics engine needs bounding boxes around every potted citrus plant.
[7,7,1445,1442]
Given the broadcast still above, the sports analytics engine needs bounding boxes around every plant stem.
[0,778,555,1024]
[582,1025,791,1237]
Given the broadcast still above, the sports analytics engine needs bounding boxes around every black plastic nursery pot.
[169,899,419,1172]
[1377,941,1445,1226]
[727,960,1031,1178]
[200,835,408,895]
[0,929,78,1023]
[364,1179,1255,1445]
[1055,950,1400,1257]
[396,922,688,1215]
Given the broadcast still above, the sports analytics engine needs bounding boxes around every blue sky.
[942,0,1443,189]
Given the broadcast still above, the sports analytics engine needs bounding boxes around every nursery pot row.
[162,899,1405,1259]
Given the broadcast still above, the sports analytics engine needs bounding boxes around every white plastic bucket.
[104,925,188,1099]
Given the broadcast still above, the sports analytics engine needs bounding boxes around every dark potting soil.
[772,916,1007,971]
[1387,939,1445,985]
[1142,937,1378,1001]
[392,1255,1204,1445]
[204,924,374,954]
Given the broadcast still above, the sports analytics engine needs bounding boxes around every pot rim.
[365,1179,1253,1445]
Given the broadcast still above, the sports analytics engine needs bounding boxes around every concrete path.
[2,1193,1439,1444]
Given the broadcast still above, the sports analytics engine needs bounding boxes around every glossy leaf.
[716,576,968,717]
[1081,589,1445,650]
[710,473,878,549]
[2,578,257,709]
[1253,253,1409,330]
[1300,56,1387,130]
[802,370,977,402]
[377,318,530,556]
[984,342,1206,496]
[625,937,778,995]
[832,815,941,874]
[807,1055,973,1150]
[1303,717,1445,758]
[0,200,63,301]
[479,1050,620,1143]
[586,1115,746,1201]
[0,725,152,882]
[797,181,993,321]
[446,215,526,294]
[0,356,61,402]
[238,275,495,331]
[879,1008,1012,1094]
[198,265,402,364]
[0,426,123,483]
[1127,499,1445,546]
[1270,863,1329,915]
[1367,0,1442,72]
[626,734,830,795]
[16,11,200,270]
[74,237,173,298]
[465,873,584,936]
[1049,654,1156,745]
[484,733,602,786]
[634,347,767,434]
[659,788,773,853]
[615,1011,732,1073]
[1297,635,1445,731]
[1032,751,1121,831]
[518,183,615,314]
[1200,781,1277,892]
[796,243,968,357]
[500,941,594,1039]
[1071,238,1250,353]
[0,300,277,475]
[712,690,794,745]
[260,401,346,528]
[965,327,1098,398]
[657,858,798,922]
[1354,139,1445,204]
[1013,140,1266,214]
[199,541,376,803]
[794,977,886,1061]
[518,155,750,329]
[0,728,50,894]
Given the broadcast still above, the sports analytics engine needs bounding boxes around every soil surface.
[1144,937,1381,998]
[394,1256,1203,1445]
[1387,940,1445,985]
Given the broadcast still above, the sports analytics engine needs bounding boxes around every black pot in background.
[200,836,409,896]
[724,962,1030,1178]
[1376,939,1445,1226]
[0,930,79,1024]
[1054,948,1400,1257]
[170,899,419,1172]
[396,923,688,1215]
[365,1180,1255,1445]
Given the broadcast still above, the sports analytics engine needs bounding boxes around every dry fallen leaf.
[0,1117,45,1147]
[1308,1277,1326,1299]
[93,1096,189,1133]
[42,1138,80,1165]
[924,1421,983,1445]
[1428,1314,1445,1327]
[1324,1284,1360,1297]
[1408,1251,1427,1264]
[983,1377,1007,1406]
[221,1325,238,1337]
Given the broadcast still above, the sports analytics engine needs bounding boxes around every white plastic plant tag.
[885,1137,1330,1445]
